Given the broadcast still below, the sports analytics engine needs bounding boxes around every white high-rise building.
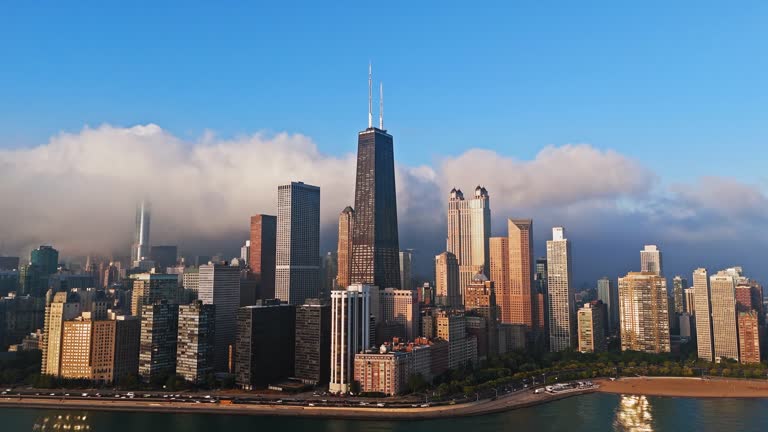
[447,186,491,305]
[330,284,371,394]
[198,263,240,372]
[240,240,250,264]
[275,182,321,305]
[640,245,663,275]
[131,200,151,266]
[547,227,575,352]
[709,269,740,362]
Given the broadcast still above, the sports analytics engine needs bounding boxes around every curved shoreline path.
[0,388,596,420]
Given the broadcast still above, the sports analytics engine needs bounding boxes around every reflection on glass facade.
[33,413,92,431]
[350,128,401,289]
[614,395,653,432]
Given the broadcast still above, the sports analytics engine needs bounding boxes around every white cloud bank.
[1,124,767,281]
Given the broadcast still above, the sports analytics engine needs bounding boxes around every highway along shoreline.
[0,387,597,421]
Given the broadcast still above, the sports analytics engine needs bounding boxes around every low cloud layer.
[2,124,767,284]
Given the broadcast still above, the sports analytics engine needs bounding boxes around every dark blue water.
[5,393,768,431]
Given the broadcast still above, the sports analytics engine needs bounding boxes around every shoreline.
[596,376,768,399]
[0,388,595,420]
[3,377,768,420]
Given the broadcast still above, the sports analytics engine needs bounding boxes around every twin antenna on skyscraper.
[368,62,384,130]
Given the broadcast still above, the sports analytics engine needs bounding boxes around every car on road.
[420,403,430,408]
[376,403,385,407]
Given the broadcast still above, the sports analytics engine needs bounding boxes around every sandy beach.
[597,377,768,398]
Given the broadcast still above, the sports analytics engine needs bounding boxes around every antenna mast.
[368,62,373,128]
[379,82,384,129]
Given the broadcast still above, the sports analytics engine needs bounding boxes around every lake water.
[5,393,768,432]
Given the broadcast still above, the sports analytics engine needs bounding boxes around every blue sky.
[1,2,766,186]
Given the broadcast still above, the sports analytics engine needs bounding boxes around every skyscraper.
[42,292,81,376]
[150,245,178,271]
[139,301,179,382]
[693,268,713,361]
[31,245,59,277]
[618,272,670,353]
[534,257,548,332]
[547,227,575,352]
[399,249,414,291]
[640,245,663,275]
[350,68,401,290]
[672,276,688,314]
[235,301,296,389]
[738,310,760,364]
[446,186,491,303]
[330,284,371,394]
[684,288,696,315]
[275,182,320,305]
[337,207,354,289]
[198,263,240,372]
[249,214,277,299]
[379,288,418,341]
[464,272,499,357]
[131,200,151,266]
[130,273,182,317]
[435,252,460,307]
[507,219,534,329]
[489,236,509,321]
[176,301,215,384]
[709,269,739,362]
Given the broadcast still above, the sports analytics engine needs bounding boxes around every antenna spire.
[368,62,373,128]
[379,82,384,129]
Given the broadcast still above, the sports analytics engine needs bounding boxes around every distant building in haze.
[275,181,320,305]
[31,245,59,277]
[399,249,414,291]
[150,246,178,271]
[131,201,151,266]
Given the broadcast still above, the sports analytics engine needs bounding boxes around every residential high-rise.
[379,288,418,342]
[139,301,179,382]
[597,277,619,333]
[693,268,713,361]
[399,249,414,291]
[130,273,182,317]
[198,263,240,372]
[672,276,688,314]
[60,316,116,383]
[42,292,81,376]
[738,310,760,364]
[547,227,575,352]
[329,284,371,394]
[112,314,140,382]
[235,300,296,389]
[275,181,320,305]
[577,302,606,353]
[350,71,401,291]
[507,219,534,329]
[435,252,460,307]
[249,214,277,299]
[150,245,178,271]
[295,299,331,385]
[131,201,151,266]
[240,240,250,264]
[640,245,663,275]
[436,311,477,369]
[354,348,412,396]
[534,257,548,332]
[618,272,670,353]
[176,301,216,384]
[446,186,491,303]
[709,269,739,362]
[31,246,59,277]
[684,288,696,315]
[337,207,354,289]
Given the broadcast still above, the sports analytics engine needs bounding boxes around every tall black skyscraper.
[350,65,401,289]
